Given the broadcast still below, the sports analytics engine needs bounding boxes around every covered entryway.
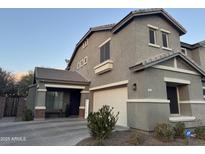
[93,86,128,126]
[27,67,90,120]
[45,88,81,118]
[165,77,191,116]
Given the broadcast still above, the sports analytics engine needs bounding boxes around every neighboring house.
[28,8,205,131]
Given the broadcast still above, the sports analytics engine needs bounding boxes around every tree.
[17,71,34,96]
[0,67,17,96]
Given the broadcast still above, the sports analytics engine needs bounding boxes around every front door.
[166,86,179,114]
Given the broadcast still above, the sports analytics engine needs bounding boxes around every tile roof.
[129,51,205,76]
[181,40,205,49]
[34,67,89,84]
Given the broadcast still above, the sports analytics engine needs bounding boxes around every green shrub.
[154,123,175,142]
[194,127,205,140]
[174,122,185,138]
[129,132,145,145]
[22,109,33,121]
[87,105,119,143]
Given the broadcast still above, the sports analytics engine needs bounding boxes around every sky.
[0,8,205,74]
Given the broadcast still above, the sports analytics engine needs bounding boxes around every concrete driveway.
[0,118,89,146]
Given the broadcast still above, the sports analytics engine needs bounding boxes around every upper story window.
[100,40,110,63]
[181,48,187,56]
[82,39,88,48]
[162,32,169,48]
[149,28,157,45]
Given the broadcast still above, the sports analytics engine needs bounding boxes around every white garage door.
[93,87,128,126]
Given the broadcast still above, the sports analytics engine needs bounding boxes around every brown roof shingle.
[35,67,89,84]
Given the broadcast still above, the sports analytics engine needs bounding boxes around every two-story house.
[28,8,205,131]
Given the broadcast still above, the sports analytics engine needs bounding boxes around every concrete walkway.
[0,118,89,146]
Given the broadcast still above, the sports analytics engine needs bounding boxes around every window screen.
[149,29,156,44]
[100,41,110,63]
[162,32,168,48]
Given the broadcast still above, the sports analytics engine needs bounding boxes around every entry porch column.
[79,90,90,118]
[34,89,47,120]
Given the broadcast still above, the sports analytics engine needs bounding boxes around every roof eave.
[36,77,90,85]
[67,27,113,69]
[129,52,205,77]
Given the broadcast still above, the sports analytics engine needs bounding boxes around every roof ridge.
[35,67,67,71]
[131,8,163,14]
[90,23,116,29]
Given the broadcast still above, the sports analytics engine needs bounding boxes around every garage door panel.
[93,87,127,126]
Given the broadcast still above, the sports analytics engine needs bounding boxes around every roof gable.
[112,8,186,35]
[129,52,205,76]
[67,9,186,69]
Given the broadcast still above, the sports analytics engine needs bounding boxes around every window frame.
[162,32,169,48]
[82,39,88,48]
[149,28,157,45]
[84,56,88,65]
[99,38,111,63]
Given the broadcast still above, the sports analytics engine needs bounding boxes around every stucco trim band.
[80,91,90,94]
[98,37,111,48]
[79,106,85,109]
[94,60,114,75]
[164,77,191,84]
[160,28,171,34]
[37,89,47,92]
[44,84,85,89]
[35,106,46,110]
[94,60,113,70]
[147,24,159,30]
[153,65,199,75]
[127,99,170,104]
[169,116,196,122]
[89,80,128,91]
[179,101,205,104]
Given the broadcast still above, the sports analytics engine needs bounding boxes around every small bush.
[129,132,145,145]
[194,127,205,140]
[154,123,175,142]
[87,105,119,143]
[174,122,185,138]
[22,109,33,121]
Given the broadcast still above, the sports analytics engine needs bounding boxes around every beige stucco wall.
[198,47,205,71]
[67,13,205,130]
[127,66,205,130]
[134,15,181,62]
[128,68,204,100]
[127,101,170,131]
[69,15,182,90]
